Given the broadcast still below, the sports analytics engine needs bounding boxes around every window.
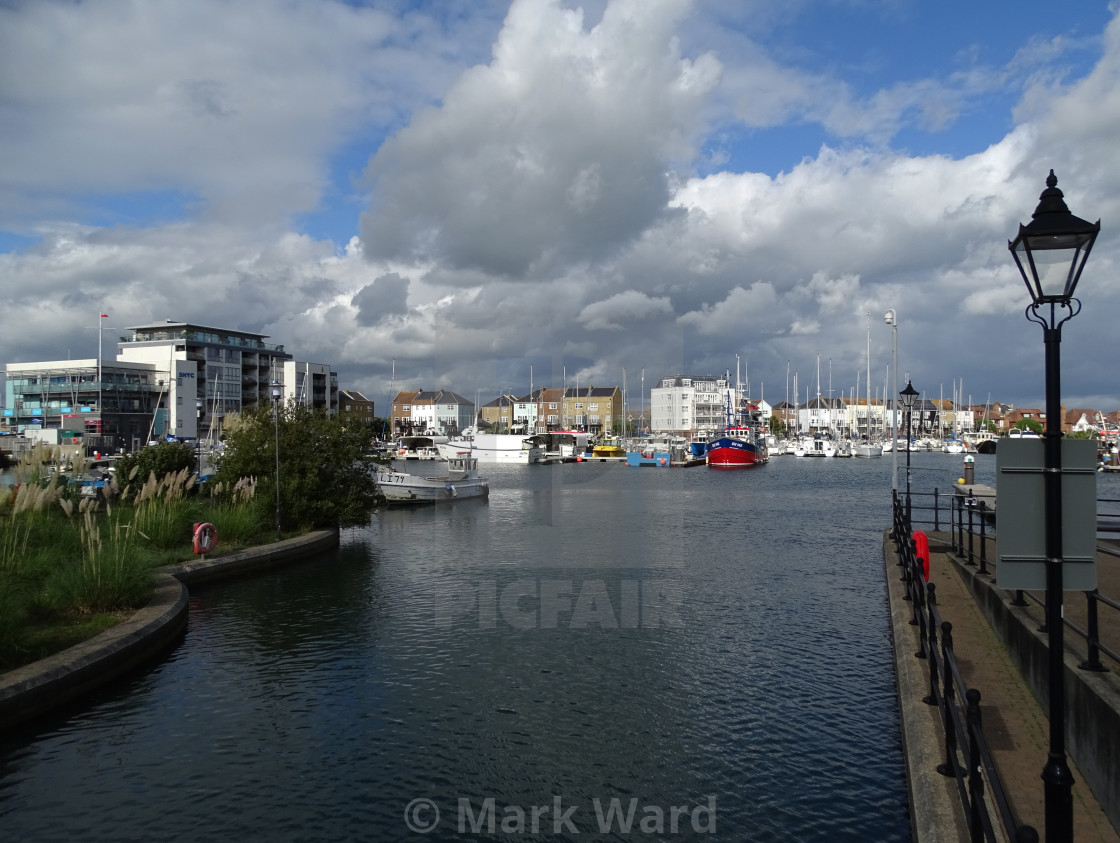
[589,403,598,411]
[549,403,557,410]
[575,402,583,410]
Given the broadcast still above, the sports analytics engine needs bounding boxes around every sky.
[3,0,1120,417]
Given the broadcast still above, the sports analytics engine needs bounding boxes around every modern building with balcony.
[3,359,181,453]
[117,321,335,440]
[2,320,335,453]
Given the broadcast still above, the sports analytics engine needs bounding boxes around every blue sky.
[2,0,1120,415]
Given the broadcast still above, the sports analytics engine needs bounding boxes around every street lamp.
[195,397,203,478]
[1009,169,1099,843]
[271,380,282,540]
[899,380,918,524]
[884,309,899,494]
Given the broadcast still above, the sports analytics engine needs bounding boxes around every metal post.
[1079,592,1105,672]
[905,408,913,523]
[273,397,282,540]
[1040,320,1073,841]
[937,621,957,778]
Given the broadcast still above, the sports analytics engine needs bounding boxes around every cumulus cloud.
[2,1,1120,411]
[578,291,674,331]
[359,0,720,277]
[352,273,410,325]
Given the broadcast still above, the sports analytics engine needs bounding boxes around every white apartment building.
[650,374,733,435]
[118,321,335,441]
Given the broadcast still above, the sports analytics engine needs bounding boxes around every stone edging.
[0,529,340,733]
[883,531,968,843]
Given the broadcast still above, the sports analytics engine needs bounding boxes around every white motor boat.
[471,433,544,463]
[804,434,835,457]
[377,455,489,503]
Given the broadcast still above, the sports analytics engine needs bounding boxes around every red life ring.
[912,530,930,581]
[193,522,217,555]
[658,458,666,466]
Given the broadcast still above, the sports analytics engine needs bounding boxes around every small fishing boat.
[377,455,489,504]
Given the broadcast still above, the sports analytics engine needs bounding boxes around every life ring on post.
[912,529,930,582]
[193,522,217,555]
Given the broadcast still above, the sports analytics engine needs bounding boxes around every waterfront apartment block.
[390,389,474,436]
[2,320,336,453]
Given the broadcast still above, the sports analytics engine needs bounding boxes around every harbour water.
[0,453,999,841]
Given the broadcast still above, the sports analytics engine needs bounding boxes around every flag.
[100,313,109,318]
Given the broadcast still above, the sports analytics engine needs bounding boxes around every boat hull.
[380,477,489,503]
[706,436,767,468]
[470,434,544,464]
[376,455,489,504]
[626,451,672,467]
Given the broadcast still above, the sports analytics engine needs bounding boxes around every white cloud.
[2,1,1120,411]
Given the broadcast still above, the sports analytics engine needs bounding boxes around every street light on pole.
[195,397,203,478]
[899,380,918,524]
[271,380,282,540]
[884,309,899,495]
[1009,169,1099,843]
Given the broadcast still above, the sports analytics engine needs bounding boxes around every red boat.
[707,425,768,468]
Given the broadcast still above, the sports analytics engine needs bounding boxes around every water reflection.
[0,454,1003,840]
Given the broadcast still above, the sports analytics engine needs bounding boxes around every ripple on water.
[0,457,922,841]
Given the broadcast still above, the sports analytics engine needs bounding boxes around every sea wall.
[0,529,339,733]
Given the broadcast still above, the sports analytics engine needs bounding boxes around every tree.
[214,402,382,530]
[1012,418,1044,435]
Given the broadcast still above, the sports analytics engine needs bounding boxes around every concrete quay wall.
[0,529,340,734]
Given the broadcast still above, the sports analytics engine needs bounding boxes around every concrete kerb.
[0,529,340,734]
[883,531,971,843]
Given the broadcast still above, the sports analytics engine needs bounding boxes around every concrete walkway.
[886,531,1120,841]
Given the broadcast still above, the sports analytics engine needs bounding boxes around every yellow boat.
[590,437,627,458]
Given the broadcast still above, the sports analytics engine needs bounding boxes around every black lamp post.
[1009,169,1099,843]
[899,380,918,524]
[271,380,282,540]
[195,397,203,478]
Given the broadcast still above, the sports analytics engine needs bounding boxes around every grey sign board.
[996,438,1097,591]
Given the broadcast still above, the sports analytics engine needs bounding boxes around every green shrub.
[115,441,199,497]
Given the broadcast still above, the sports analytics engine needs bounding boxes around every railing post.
[977,501,989,577]
[955,495,964,556]
[1079,591,1107,672]
[934,487,940,531]
[1012,589,1028,607]
[966,498,975,566]
[937,621,958,778]
[923,583,940,705]
[914,556,928,654]
[966,688,985,842]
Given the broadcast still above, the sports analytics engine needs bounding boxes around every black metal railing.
[892,494,1038,842]
[949,494,1120,672]
[902,487,952,533]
